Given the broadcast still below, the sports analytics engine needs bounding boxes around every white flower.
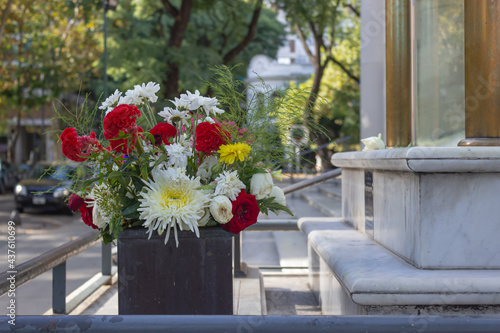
[201,96,224,116]
[209,195,233,224]
[198,208,211,226]
[361,133,386,151]
[134,81,160,103]
[100,89,122,114]
[119,88,142,105]
[179,90,202,110]
[166,143,193,169]
[250,172,273,200]
[267,186,286,215]
[170,97,191,111]
[205,116,215,124]
[138,167,210,246]
[214,170,246,201]
[196,156,219,180]
[158,107,191,126]
[85,182,121,228]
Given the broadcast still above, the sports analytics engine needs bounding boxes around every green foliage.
[104,0,286,97]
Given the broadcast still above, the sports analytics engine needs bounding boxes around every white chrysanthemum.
[134,81,160,103]
[196,156,219,180]
[100,89,122,114]
[201,96,224,116]
[158,107,191,125]
[138,168,210,246]
[166,143,192,168]
[179,90,202,110]
[214,170,245,201]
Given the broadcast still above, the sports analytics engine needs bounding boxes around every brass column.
[459,0,500,146]
[386,0,412,147]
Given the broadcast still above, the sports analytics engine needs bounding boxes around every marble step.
[316,184,342,199]
[300,192,342,217]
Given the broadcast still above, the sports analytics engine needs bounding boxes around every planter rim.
[118,226,235,240]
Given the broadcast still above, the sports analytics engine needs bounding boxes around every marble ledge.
[331,147,500,173]
[302,218,500,306]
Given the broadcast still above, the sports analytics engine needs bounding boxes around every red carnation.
[222,190,260,234]
[150,122,177,146]
[103,104,141,154]
[79,203,98,229]
[60,128,102,162]
[68,193,85,211]
[195,122,228,153]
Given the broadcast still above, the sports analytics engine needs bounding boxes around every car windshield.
[28,165,77,181]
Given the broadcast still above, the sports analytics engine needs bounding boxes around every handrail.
[3,315,499,332]
[282,168,341,195]
[0,230,100,294]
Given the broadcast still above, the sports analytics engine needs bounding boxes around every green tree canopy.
[104,0,286,99]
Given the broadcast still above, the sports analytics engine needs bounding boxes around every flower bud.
[250,172,273,200]
[268,186,286,215]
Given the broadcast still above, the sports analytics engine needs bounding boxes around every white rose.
[91,202,108,229]
[209,196,233,224]
[268,186,286,209]
[198,208,211,227]
[250,172,273,200]
[361,133,386,151]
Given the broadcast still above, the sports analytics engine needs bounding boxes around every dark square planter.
[117,227,234,315]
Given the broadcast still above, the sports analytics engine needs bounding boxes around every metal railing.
[2,314,499,332]
[234,168,342,276]
[0,230,114,314]
[0,169,341,313]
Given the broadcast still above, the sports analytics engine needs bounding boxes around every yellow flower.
[218,143,251,164]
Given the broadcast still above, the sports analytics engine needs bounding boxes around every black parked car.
[14,161,84,214]
[0,160,18,194]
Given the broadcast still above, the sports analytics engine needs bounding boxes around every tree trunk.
[162,0,193,99]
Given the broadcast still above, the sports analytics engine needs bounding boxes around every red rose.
[222,190,260,234]
[68,193,85,211]
[78,203,98,229]
[60,127,101,162]
[195,122,228,153]
[103,104,141,154]
[150,122,177,146]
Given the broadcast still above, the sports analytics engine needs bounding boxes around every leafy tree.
[105,0,286,99]
[276,0,360,169]
[0,0,102,162]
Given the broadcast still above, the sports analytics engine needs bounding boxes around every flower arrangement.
[61,81,292,246]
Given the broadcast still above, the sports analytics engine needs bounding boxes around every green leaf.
[122,201,141,219]
[141,164,149,180]
[196,184,217,191]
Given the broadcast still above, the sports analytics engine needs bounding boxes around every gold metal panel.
[386,0,412,147]
[460,0,500,146]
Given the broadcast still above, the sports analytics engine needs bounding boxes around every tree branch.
[295,24,315,65]
[161,0,179,17]
[344,3,360,17]
[0,0,13,42]
[329,55,360,84]
[222,0,262,64]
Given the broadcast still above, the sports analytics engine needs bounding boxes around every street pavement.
[0,193,102,315]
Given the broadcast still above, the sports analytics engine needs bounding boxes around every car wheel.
[16,206,24,213]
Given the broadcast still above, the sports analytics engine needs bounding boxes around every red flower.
[222,190,260,234]
[60,128,101,162]
[150,122,177,146]
[79,203,98,229]
[103,104,141,154]
[195,122,228,153]
[68,193,85,211]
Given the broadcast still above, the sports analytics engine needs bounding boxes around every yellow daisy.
[217,142,251,164]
